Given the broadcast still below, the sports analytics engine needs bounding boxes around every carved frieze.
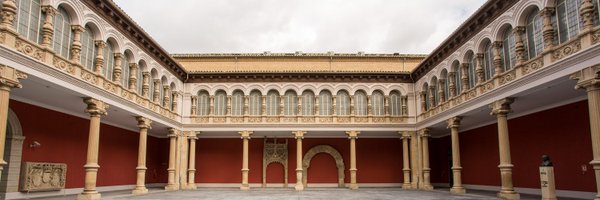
[52,56,76,75]
[15,39,45,61]
[552,39,581,61]
[20,162,67,192]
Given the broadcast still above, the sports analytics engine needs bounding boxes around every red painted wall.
[195,137,403,184]
[11,100,168,188]
[430,100,595,192]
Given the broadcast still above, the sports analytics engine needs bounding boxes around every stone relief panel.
[19,162,67,192]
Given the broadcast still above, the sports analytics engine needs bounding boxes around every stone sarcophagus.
[19,162,67,192]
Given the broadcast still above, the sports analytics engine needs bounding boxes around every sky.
[112,0,487,54]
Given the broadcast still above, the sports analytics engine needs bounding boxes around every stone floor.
[30,187,587,200]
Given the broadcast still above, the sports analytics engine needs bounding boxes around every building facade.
[0,0,598,199]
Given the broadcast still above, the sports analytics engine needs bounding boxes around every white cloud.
[113,0,486,54]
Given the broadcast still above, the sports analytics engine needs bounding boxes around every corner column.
[293,131,305,191]
[490,98,519,200]
[419,128,433,190]
[346,130,359,190]
[0,65,26,182]
[186,132,198,190]
[77,98,108,200]
[239,130,253,190]
[132,117,152,195]
[571,66,600,200]
[448,116,466,194]
[399,131,411,189]
[165,128,179,191]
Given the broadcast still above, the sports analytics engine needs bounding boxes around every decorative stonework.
[262,138,288,187]
[302,145,345,188]
[552,39,581,61]
[15,38,45,62]
[19,162,67,192]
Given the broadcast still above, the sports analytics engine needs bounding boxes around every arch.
[302,145,345,188]
[1,109,25,193]
[82,20,103,41]
[515,1,544,26]
[492,15,517,41]
[54,1,81,25]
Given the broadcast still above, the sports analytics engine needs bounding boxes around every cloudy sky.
[113,0,486,54]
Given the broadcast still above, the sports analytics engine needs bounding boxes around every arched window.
[283,91,297,116]
[52,7,71,59]
[423,84,429,111]
[104,42,115,80]
[555,0,582,44]
[483,41,495,80]
[526,9,544,59]
[158,81,164,105]
[452,62,462,95]
[302,91,314,116]
[431,77,439,106]
[232,90,244,116]
[136,65,143,94]
[16,0,43,43]
[319,90,332,116]
[197,90,210,116]
[122,53,130,87]
[80,25,95,71]
[170,87,176,111]
[148,76,154,100]
[502,27,516,71]
[336,90,350,115]
[468,54,477,88]
[266,90,279,116]
[214,90,227,116]
[249,90,262,116]
[440,69,449,101]
[372,91,384,116]
[389,91,402,116]
[354,90,367,116]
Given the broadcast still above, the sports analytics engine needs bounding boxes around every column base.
[349,183,359,190]
[295,184,304,191]
[497,191,520,200]
[165,184,179,191]
[401,183,411,189]
[183,183,197,190]
[76,192,101,200]
[450,187,466,194]
[421,184,433,190]
[240,185,250,191]
[132,187,148,195]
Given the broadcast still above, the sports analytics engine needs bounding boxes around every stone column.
[293,131,306,191]
[401,95,408,116]
[409,131,419,189]
[113,53,123,85]
[70,25,85,63]
[476,53,485,84]
[163,86,171,108]
[227,95,232,115]
[332,95,337,115]
[172,92,179,112]
[132,117,152,195]
[40,6,57,49]
[153,80,160,103]
[129,63,138,91]
[142,72,150,98]
[420,129,433,190]
[448,72,456,98]
[438,79,446,103]
[571,66,600,200]
[461,63,470,90]
[239,130,253,190]
[513,27,527,65]
[448,116,466,194]
[419,91,426,112]
[346,130,360,190]
[428,86,436,107]
[187,132,198,190]
[191,96,198,115]
[541,8,555,51]
[0,65,26,182]
[400,131,411,189]
[384,95,390,116]
[93,41,106,75]
[490,98,520,200]
[492,41,503,76]
[0,0,16,29]
[77,98,108,200]
[581,0,596,31]
[165,128,179,191]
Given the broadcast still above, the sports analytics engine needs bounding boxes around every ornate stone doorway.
[262,138,288,187]
[302,145,345,188]
[0,108,25,197]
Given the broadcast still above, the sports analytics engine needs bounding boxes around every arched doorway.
[302,145,345,188]
[0,108,25,196]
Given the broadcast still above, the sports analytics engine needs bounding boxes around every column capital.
[513,26,526,34]
[135,116,152,129]
[461,63,470,69]
[188,131,199,140]
[71,25,85,33]
[571,65,600,91]
[129,63,138,69]
[142,71,150,77]
[418,128,430,137]
[540,7,555,17]
[41,5,57,16]
[447,116,462,129]
[94,40,107,49]
[345,130,360,139]
[167,128,179,138]
[490,98,515,116]
[83,98,108,116]
[0,64,27,89]
[239,130,253,139]
[398,131,412,139]
[113,52,123,59]
[492,41,503,49]
[293,131,306,139]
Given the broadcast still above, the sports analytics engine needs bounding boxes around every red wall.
[11,100,168,188]
[195,137,403,184]
[430,100,595,192]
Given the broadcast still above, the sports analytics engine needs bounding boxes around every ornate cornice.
[187,72,412,83]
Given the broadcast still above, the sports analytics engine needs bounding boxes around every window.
[249,90,262,116]
[104,42,115,80]
[423,84,429,111]
[319,90,332,116]
[502,27,516,71]
[122,53,130,87]
[232,90,244,116]
[136,66,143,94]
[431,77,439,106]
[80,25,95,71]
[483,41,495,80]
[440,69,449,101]
[214,91,227,116]
[52,7,71,59]
[468,54,477,88]
[197,90,210,116]
[526,9,544,59]
[148,76,154,101]
[283,91,297,116]
[16,0,43,43]
[336,91,350,115]
[556,0,582,44]
[372,91,384,116]
[453,62,462,95]
[302,91,314,116]
[266,90,279,116]
[354,91,367,116]
[389,91,402,116]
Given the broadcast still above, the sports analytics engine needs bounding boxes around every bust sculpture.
[541,155,553,167]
